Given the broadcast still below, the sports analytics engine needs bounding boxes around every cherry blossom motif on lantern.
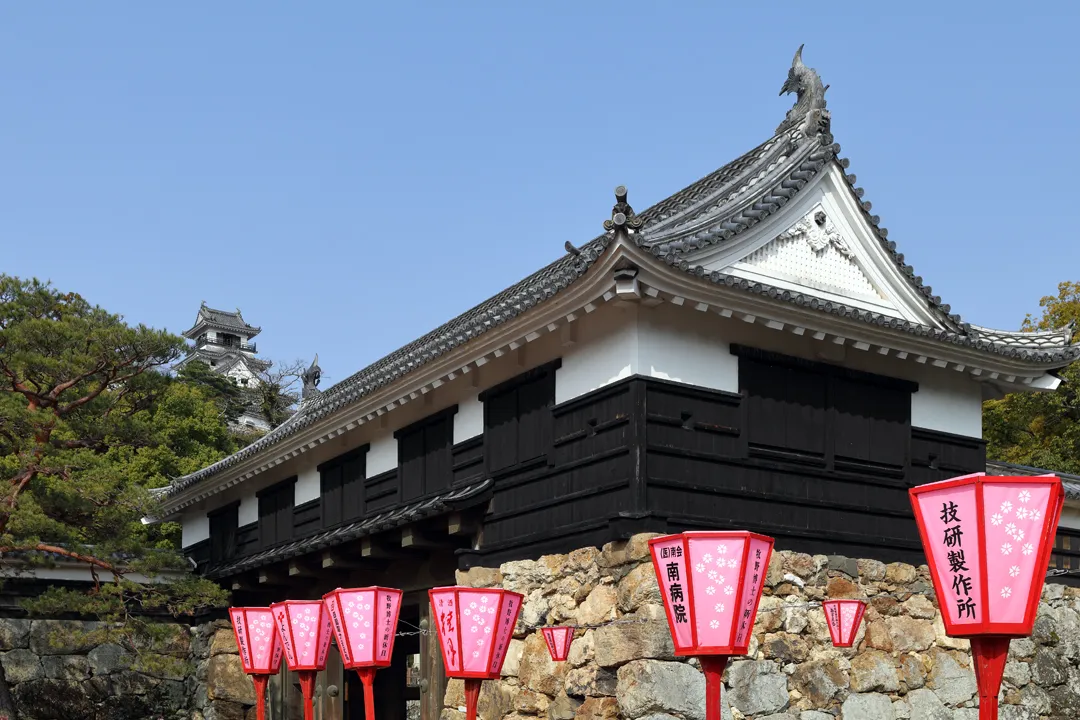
[822,600,867,648]
[541,627,574,662]
[648,531,775,656]
[230,607,284,676]
[910,473,1064,637]
[428,587,524,679]
[323,587,403,670]
[270,600,334,672]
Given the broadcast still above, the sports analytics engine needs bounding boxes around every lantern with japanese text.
[429,587,523,720]
[229,607,283,720]
[270,600,334,720]
[910,472,1064,720]
[821,600,866,648]
[541,626,574,662]
[323,586,403,720]
[649,531,775,720]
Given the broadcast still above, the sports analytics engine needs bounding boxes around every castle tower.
[176,303,271,430]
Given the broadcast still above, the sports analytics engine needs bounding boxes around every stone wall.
[449,534,1080,720]
[0,617,255,720]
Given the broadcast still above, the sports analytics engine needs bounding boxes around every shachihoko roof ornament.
[776,43,829,137]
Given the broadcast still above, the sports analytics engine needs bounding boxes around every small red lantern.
[910,472,1064,720]
[649,531,774,720]
[229,607,283,720]
[323,586,403,720]
[821,600,866,648]
[541,626,574,662]
[429,586,523,720]
[271,600,333,720]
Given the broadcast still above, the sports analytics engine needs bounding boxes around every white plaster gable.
[687,164,945,329]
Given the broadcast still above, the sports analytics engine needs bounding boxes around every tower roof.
[182,303,262,339]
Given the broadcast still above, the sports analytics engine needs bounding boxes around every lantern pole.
[699,656,728,720]
[251,675,270,720]
[298,670,317,720]
[356,667,378,720]
[463,678,482,720]
[971,636,1010,720]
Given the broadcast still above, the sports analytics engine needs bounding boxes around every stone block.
[839,692,894,720]
[0,648,43,684]
[206,654,255,705]
[616,659,705,720]
[726,660,789,717]
[0,618,31,651]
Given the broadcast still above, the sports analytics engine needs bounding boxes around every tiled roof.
[985,460,1080,502]
[163,76,1080,501]
[184,304,261,337]
[201,479,492,578]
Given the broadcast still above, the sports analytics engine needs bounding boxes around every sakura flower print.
[910,472,1064,720]
[323,587,403,720]
[229,607,283,720]
[429,587,523,720]
[649,531,775,720]
[821,600,866,648]
[270,600,333,720]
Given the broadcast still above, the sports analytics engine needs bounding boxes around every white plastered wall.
[555,303,740,404]
[181,513,210,547]
[454,394,484,444]
[910,370,984,439]
[367,435,398,476]
[295,467,321,504]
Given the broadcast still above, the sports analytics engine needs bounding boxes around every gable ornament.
[778,209,852,258]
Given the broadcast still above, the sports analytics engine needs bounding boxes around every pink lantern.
[323,586,403,720]
[229,607,283,720]
[821,600,866,648]
[270,600,334,720]
[429,586,523,720]
[541,626,574,662]
[649,531,775,720]
[910,472,1064,720]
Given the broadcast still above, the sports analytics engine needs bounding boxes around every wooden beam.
[288,558,319,578]
[448,513,478,536]
[401,526,442,549]
[258,565,289,586]
[321,549,364,570]
[361,536,411,559]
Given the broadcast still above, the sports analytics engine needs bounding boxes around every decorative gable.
[688,164,943,327]
[737,205,885,303]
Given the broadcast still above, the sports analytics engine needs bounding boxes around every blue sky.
[3,3,1077,387]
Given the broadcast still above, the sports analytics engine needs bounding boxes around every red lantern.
[323,587,403,720]
[910,472,1064,720]
[229,607,283,720]
[541,626,574,662]
[271,600,334,720]
[821,600,866,648]
[649,531,774,720]
[429,586,523,720]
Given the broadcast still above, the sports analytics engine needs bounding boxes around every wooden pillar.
[419,599,447,720]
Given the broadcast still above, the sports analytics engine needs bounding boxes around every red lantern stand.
[429,587,524,720]
[541,626,574,662]
[323,586,403,720]
[229,607,284,720]
[649,531,775,720]
[271,600,334,720]
[821,599,867,648]
[910,472,1064,720]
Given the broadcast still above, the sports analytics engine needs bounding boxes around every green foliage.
[176,360,247,425]
[984,281,1080,472]
[0,275,230,653]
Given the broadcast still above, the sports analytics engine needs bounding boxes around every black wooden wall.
[189,347,1001,575]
